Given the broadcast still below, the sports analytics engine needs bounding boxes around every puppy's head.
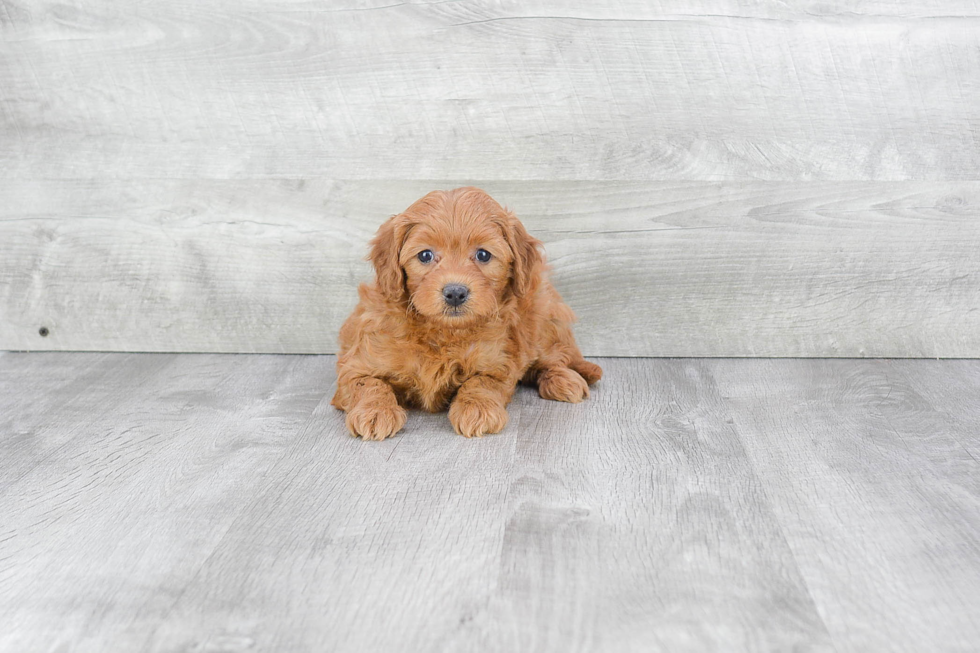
[369,187,542,324]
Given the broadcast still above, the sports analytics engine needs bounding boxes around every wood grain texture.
[713,359,980,653]
[456,359,832,653]
[2,355,980,651]
[2,0,979,180]
[0,353,332,653]
[0,351,174,490]
[889,360,980,461]
[3,180,979,356]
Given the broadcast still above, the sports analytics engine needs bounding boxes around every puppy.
[332,187,602,439]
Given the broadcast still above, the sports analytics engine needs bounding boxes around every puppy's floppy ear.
[497,210,543,298]
[369,213,414,303]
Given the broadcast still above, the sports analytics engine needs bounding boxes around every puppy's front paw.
[449,397,508,438]
[538,367,589,403]
[346,401,407,441]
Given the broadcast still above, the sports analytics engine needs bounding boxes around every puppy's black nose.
[442,283,469,308]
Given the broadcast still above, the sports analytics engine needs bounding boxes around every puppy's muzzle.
[442,283,469,308]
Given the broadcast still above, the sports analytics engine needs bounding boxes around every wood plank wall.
[2,1,978,356]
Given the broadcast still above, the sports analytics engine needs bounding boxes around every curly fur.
[332,187,602,439]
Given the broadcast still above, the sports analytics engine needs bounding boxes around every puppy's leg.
[536,364,590,403]
[569,358,603,386]
[532,324,602,403]
[336,376,406,441]
[449,374,514,438]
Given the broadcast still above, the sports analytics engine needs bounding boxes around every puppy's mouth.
[407,295,470,320]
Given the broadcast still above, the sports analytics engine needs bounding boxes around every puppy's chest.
[394,339,498,410]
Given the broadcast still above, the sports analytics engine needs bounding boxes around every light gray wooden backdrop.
[2,0,979,356]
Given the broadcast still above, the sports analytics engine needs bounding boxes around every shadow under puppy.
[332,187,602,439]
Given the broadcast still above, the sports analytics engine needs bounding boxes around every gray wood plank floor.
[1,353,978,652]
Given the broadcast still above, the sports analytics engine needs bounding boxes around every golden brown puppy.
[332,187,602,439]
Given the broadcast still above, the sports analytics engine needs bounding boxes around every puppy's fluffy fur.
[332,187,601,439]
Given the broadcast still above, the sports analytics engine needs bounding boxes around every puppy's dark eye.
[475,248,492,263]
[417,250,434,264]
